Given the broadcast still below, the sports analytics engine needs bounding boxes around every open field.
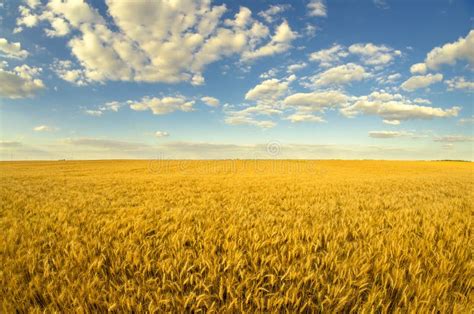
[1,160,473,312]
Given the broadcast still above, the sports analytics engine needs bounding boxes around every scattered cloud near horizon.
[0,1,472,160]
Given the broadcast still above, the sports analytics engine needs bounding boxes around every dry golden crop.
[1,160,473,312]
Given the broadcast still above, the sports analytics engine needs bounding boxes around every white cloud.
[348,43,401,66]
[33,125,57,132]
[224,109,276,128]
[383,119,400,125]
[52,60,89,86]
[191,74,205,86]
[445,76,474,91]
[410,63,427,74]
[285,112,325,123]
[376,73,401,85]
[0,38,29,59]
[201,96,220,107]
[155,131,170,138]
[303,24,317,38]
[45,17,71,37]
[0,64,45,99]
[309,44,348,67]
[228,86,463,127]
[373,0,389,9]
[259,67,279,79]
[401,73,443,91]
[424,30,474,70]
[129,96,195,115]
[311,63,368,86]
[387,73,402,83]
[258,4,291,23]
[84,109,103,116]
[310,42,401,70]
[283,90,349,112]
[241,21,297,61]
[15,5,39,29]
[224,75,296,128]
[20,1,297,85]
[307,0,327,17]
[245,76,294,105]
[369,131,413,138]
[341,91,460,124]
[83,100,123,117]
[100,101,123,112]
[413,98,432,105]
[287,62,307,73]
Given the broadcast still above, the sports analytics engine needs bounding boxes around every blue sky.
[0,0,473,160]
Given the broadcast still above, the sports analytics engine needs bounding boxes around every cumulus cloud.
[368,131,413,138]
[341,91,460,124]
[401,73,443,91]
[0,38,29,59]
[307,0,327,17]
[52,60,89,86]
[309,44,348,67]
[0,64,45,98]
[413,98,432,104]
[129,95,195,115]
[228,87,461,127]
[45,16,71,37]
[224,108,276,128]
[245,75,294,105]
[410,63,427,75]
[424,30,474,70]
[258,4,291,23]
[84,109,103,117]
[310,63,368,86]
[201,96,220,107]
[155,131,170,138]
[259,67,279,79]
[241,21,297,61]
[33,125,57,132]
[84,100,124,117]
[376,73,401,85]
[445,76,474,91]
[20,1,297,85]
[224,75,296,128]
[310,43,400,69]
[348,43,401,66]
[283,90,349,112]
[287,62,307,73]
[382,120,400,125]
[100,101,123,112]
[15,4,40,31]
[285,112,325,123]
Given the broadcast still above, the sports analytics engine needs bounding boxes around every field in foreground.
[1,160,473,312]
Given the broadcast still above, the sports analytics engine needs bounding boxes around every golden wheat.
[1,160,473,312]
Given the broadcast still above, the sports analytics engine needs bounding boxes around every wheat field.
[1,160,473,312]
